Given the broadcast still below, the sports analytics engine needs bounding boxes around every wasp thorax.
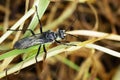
[45,30,57,40]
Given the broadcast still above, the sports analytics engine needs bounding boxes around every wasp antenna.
[66,33,81,40]
[65,17,77,31]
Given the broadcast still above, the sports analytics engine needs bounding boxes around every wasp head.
[57,29,66,39]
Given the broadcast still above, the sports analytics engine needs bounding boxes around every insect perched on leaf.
[7,5,76,64]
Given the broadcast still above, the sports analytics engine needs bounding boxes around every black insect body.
[14,30,66,49]
[8,29,67,63]
[7,6,76,64]
[5,5,79,80]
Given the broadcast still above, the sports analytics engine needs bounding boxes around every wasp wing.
[14,34,44,49]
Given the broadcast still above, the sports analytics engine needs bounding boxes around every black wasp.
[7,6,76,63]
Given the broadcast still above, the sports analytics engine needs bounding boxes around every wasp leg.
[35,5,43,34]
[7,29,35,35]
[35,44,47,70]
[41,44,47,68]
[55,40,77,46]
[5,68,8,80]
[43,44,47,61]
[35,45,42,63]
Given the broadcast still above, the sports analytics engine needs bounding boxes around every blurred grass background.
[0,0,120,80]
